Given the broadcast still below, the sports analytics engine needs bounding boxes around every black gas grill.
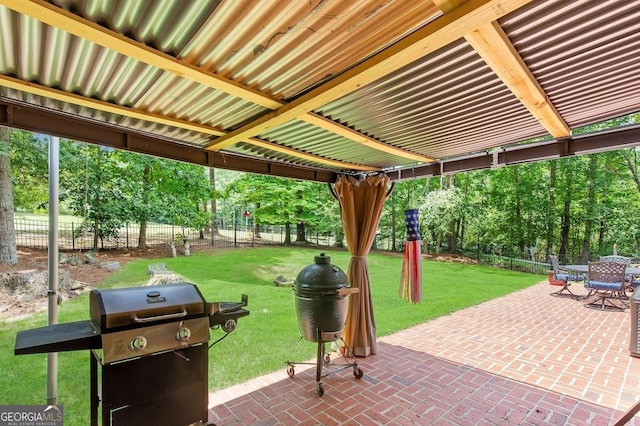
[15,283,249,426]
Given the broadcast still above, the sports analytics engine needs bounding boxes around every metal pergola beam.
[0,101,337,183]
[4,100,640,183]
[393,125,640,180]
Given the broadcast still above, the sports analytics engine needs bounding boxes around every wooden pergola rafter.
[0,0,573,174]
[432,0,569,137]
[1,0,431,167]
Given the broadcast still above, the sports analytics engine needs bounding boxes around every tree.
[419,186,464,254]
[209,167,219,235]
[9,131,48,211]
[0,126,17,264]
[224,173,339,244]
[112,152,160,249]
[580,154,598,262]
[136,157,212,236]
[60,141,212,249]
[450,171,486,252]
[544,161,557,260]
[61,143,133,249]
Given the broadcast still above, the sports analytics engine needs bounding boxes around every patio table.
[562,264,640,300]
[563,264,640,276]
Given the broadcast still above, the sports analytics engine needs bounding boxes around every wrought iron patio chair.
[583,261,628,311]
[599,255,635,292]
[549,255,581,298]
[599,255,630,264]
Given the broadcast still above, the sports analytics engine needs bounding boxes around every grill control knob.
[176,327,191,341]
[129,336,147,351]
[223,319,237,333]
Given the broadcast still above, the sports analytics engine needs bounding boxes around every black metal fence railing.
[17,217,632,276]
[13,218,337,251]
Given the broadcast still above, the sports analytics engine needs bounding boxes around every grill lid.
[90,283,206,331]
[294,253,349,292]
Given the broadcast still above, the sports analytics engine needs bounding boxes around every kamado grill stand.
[285,253,363,396]
[14,283,249,426]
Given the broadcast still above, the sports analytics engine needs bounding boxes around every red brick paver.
[208,281,640,425]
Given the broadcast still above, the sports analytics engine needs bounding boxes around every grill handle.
[336,288,359,296]
[132,308,187,323]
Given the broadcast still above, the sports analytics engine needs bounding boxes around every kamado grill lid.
[90,283,206,331]
[294,253,349,291]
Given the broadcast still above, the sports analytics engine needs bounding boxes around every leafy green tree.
[209,168,218,235]
[579,154,598,262]
[109,151,164,248]
[60,141,212,249]
[224,174,339,244]
[419,186,464,254]
[223,174,295,241]
[306,182,341,244]
[450,171,487,252]
[544,161,557,260]
[60,143,132,249]
[154,160,212,234]
[9,131,48,211]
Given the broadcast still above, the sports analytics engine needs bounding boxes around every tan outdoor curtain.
[334,174,390,357]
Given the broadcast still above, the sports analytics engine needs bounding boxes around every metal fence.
[18,217,632,276]
[14,218,337,251]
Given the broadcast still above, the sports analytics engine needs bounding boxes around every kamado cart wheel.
[353,367,363,379]
[316,382,324,396]
[286,365,295,377]
[323,353,331,364]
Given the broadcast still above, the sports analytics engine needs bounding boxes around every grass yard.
[0,247,542,425]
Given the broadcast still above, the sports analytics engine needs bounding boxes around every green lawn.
[0,247,542,425]
[14,212,81,223]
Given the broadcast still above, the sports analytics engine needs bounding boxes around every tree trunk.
[558,162,573,261]
[253,203,261,238]
[458,179,468,250]
[92,149,103,250]
[295,190,305,242]
[201,200,207,240]
[295,221,305,242]
[391,189,397,251]
[513,166,525,255]
[545,161,556,260]
[139,221,148,249]
[448,220,457,252]
[334,228,344,248]
[0,126,18,265]
[138,163,151,248]
[621,149,640,194]
[198,204,205,239]
[284,222,291,244]
[580,154,598,262]
[598,218,605,253]
[209,167,218,235]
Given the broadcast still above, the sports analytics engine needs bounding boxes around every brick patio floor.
[207,279,640,425]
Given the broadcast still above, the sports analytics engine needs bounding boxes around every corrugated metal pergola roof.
[1,0,640,182]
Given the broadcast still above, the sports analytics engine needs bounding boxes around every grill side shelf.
[209,308,249,328]
[15,320,101,355]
